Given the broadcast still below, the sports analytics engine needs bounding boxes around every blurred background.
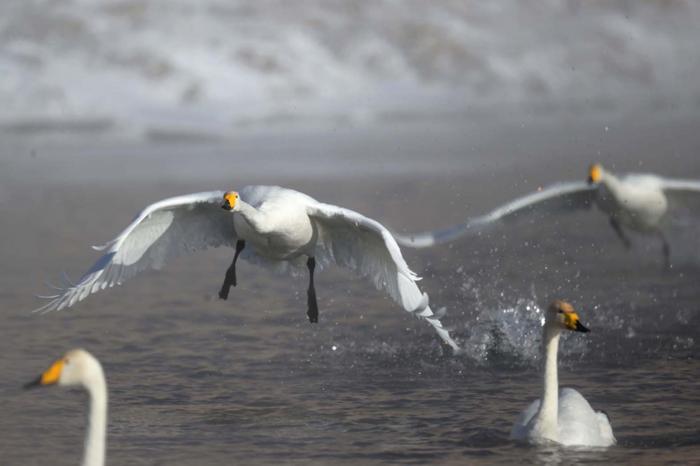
[2,0,699,139]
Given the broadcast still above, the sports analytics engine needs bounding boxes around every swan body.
[512,388,615,447]
[36,186,459,351]
[395,164,700,265]
[25,349,107,466]
[593,172,667,231]
[231,187,318,260]
[510,301,615,447]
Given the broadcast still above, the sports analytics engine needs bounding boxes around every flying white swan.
[510,300,615,447]
[35,186,459,351]
[25,349,107,466]
[395,164,700,266]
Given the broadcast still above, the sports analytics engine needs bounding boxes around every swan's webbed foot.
[219,240,245,300]
[306,256,319,323]
[609,217,632,249]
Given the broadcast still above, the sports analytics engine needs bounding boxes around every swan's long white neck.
[599,169,623,199]
[83,374,107,466]
[236,200,270,233]
[534,325,561,441]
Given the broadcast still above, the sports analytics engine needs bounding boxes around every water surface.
[1,118,699,464]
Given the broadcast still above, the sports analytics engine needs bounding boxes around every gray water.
[1,114,699,464]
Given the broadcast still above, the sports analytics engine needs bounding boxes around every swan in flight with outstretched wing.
[510,300,615,447]
[35,186,459,351]
[395,164,700,267]
[25,349,108,466]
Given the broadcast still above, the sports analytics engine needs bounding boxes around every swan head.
[587,163,603,185]
[221,191,240,211]
[546,300,589,333]
[24,349,104,390]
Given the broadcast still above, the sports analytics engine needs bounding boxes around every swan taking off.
[510,301,615,447]
[395,164,700,267]
[25,349,107,466]
[35,186,459,351]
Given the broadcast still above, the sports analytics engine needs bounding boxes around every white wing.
[557,388,616,447]
[510,388,615,447]
[510,399,540,441]
[660,178,700,205]
[306,201,459,351]
[36,191,236,312]
[395,181,596,248]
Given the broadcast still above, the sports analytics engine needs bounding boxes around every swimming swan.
[510,300,615,447]
[35,186,459,351]
[25,349,107,466]
[395,164,700,266]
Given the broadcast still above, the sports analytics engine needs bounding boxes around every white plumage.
[36,186,459,351]
[510,300,615,447]
[25,349,108,466]
[394,164,700,266]
[511,388,615,447]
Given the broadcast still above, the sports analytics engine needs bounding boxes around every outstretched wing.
[395,181,595,248]
[660,178,700,205]
[36,191,235,312]
[306,201,459,351]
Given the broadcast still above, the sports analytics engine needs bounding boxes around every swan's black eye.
[557,310,563,314]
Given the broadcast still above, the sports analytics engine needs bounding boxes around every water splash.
[461,298,544,364]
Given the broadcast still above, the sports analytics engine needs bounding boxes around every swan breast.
[234,198,316,260]
[596,179,668,229]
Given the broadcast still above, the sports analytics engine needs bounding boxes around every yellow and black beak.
[24,358,63,389]
[574,320,589,333]
[221,192,237,211]
[587,164,602,185]
[564,312,590,333]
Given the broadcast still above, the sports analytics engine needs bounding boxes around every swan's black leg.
[306,256,319,323]
[609,217,631,249]
[657,230,671,269]
[219,240,245,300]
